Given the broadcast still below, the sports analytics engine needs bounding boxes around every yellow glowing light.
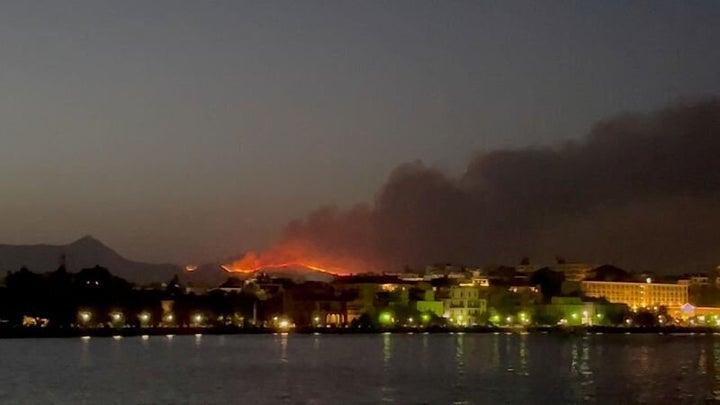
[379,312,393,325]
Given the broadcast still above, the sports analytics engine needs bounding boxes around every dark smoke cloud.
[277,99,720,273]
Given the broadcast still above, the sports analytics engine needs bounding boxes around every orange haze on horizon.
[223,240,377,276]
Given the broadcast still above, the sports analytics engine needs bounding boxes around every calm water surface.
[1,333,719,404]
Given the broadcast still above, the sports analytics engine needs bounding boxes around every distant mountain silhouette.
[182,259,337,286]
[182,256,244,286]
[250,265,337,283]
[0,236,180,283]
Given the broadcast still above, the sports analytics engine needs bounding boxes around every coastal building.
[678,275,711,287]
[535,297,600,325]
[677,304,720,324]
[533,297,628,326]
[440,286,487,326]
[580,280,688,309]
[413,288,444,318]
[335,275,415,322]
[282,282,353,327]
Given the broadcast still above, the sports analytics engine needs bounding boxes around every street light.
[519,312,530,324]
[138,312,151,326]
[110,312,124,325]
[379,311,393,326]
[164,313,175,325]
[193,313,204,325]
[79,311,92,324]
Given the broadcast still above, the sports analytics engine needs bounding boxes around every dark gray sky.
[1,1,718,264]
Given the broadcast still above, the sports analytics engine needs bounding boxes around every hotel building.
[580,280,688,309]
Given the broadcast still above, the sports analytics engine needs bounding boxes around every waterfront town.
[2,258,720,336]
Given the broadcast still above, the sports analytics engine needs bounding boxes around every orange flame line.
[222,262,343,276]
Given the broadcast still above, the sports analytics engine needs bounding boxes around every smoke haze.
[249,100,720,274]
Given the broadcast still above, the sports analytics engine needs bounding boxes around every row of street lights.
[77,311,203,327]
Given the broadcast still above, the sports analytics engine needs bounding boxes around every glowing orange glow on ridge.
[224,240,371,276]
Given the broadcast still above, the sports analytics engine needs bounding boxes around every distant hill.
[0,236,180,283]
[249,266,337,283]
[182,258,243,287]
[182,261,337,286]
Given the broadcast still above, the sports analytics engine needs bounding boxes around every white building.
[442,286,487,326]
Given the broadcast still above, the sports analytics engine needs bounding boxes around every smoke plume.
[238,99,720,274]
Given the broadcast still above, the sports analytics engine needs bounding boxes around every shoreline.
[1,325,717,339]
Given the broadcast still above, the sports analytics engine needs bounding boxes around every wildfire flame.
[224,240,370,276]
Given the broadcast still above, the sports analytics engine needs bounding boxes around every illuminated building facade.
[414,289,444,318]
[441,286,487,326]
[580,280,688,308]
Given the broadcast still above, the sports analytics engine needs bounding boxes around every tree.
[529,268,565,303]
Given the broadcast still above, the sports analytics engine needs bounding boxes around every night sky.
[1,1,719,267]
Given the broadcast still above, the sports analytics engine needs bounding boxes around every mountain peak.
[0,237,180,283]
[69,235,108,249]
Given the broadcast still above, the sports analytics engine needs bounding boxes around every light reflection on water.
[1,334,720,404]
[380,332,394,403]
[713,340,720,400]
